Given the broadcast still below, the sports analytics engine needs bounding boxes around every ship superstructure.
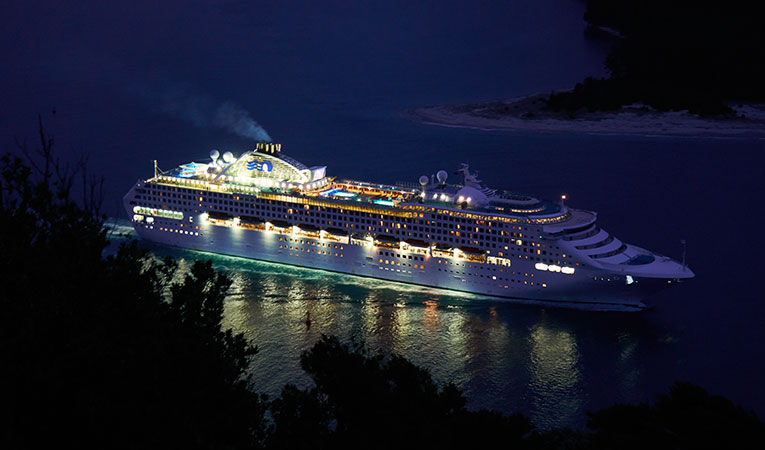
[124,143,693,309]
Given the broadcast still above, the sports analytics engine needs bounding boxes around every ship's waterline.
[124,143,693,310]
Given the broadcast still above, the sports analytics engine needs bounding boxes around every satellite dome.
[436,170,448,184]
[418,175,429,186]
[456,185,488,207]
[222,151,235,163]
[209,149,220,160]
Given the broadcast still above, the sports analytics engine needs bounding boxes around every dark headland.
[411,1,765,137]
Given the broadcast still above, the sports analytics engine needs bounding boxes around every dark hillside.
[547,1,764,115]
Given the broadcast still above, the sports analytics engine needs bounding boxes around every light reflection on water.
[528,318,583,427]
[109,231,678,430]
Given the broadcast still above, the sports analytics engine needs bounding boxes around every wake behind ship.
[123,143,693,310]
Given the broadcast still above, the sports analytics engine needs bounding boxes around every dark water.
[5,1,765,429]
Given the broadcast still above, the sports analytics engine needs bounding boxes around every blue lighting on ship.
[177,162,199,178]
[247,160,273,172]
[320,188,357,198]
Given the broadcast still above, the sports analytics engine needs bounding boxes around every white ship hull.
[129,211,667,310]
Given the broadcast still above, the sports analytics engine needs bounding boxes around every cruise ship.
[123,143,693,310]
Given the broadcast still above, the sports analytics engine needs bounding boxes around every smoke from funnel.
[214,102,271,142]
[44,50,272,142]
[138,80,271,142]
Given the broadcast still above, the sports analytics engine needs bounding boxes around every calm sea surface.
[4,0,764,429]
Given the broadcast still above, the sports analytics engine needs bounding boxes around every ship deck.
[150,173,568,222]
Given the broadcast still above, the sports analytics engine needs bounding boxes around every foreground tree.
[586,381,765,450]
[0,120,265,449]
[267,335,535,450]
[546,0,764,116]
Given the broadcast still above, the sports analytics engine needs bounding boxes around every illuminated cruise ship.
[123,143,693,310]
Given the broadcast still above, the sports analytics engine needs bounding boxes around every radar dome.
[222,151,235,163]
[418,175,429,186]
[436,170,448,184]
[209,149,220,160]
[456,185,488,207]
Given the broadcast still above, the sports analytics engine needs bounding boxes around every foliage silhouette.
[546,1,764,116]
[586,381,765,450]
[268,334,536,449]
[1,119,265,449]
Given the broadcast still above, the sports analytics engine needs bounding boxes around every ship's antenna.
[153,159,158,178]
[680,239,687,269]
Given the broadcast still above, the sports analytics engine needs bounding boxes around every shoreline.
[409,93,765,138]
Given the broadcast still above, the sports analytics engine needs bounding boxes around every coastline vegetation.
[545,1,764,116]
[2,123,764,448]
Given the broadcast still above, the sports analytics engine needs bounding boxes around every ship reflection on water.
[123,234,667,430]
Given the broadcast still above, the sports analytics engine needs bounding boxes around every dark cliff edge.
[412,1,765,136]
[546,0,764,117]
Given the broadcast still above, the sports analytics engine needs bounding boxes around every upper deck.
[151,143,571,225]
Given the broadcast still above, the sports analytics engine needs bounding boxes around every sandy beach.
[410,93,765,138]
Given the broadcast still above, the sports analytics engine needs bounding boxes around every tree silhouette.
[268,335,536,449]
[546,1,764,116]
[0,119,266,449]
[587,382,765,450]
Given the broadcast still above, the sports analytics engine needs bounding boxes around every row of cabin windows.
[379,251,424,262]
[143,184,537,236]
[142,184,577,256]
[146,206,574,268]
[141,188,577,262]
[379,259,425,269]
[144,180,533,234]
[139,210,573,264]
[278,245,344,257]
[436,267,542,285]
[151,188,538,239]
[278,237,344,250]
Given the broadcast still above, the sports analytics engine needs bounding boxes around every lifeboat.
[324,227,349,237]
[374,234,399,248]
[207,211,232,221]
[404,239,429,249]
[239,215,264,226]
[269,219,293,229]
